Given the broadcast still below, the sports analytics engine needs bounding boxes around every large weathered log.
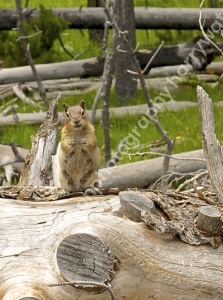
[0,7,223,30]
[0,193,222,299]
[1,39,223,84]
[0,101,198,126]
[99,149,206,190]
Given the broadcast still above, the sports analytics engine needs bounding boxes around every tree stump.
[197,205,222,236]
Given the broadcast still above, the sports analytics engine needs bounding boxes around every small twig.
[176,170,208,192]
[73,49,89,60]
[199,0,223,56]
[16,30,42,41]
[127,151,206,162]
[49,280,115,300]
[58,36,74,59]
[142,41,164,74]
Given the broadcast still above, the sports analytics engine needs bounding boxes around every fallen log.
[99,149,206,190]
[1,39,222,84]
[0,7,222,31]
[0,101,198,126]
[0,191,222,299]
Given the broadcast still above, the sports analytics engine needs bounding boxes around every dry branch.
[15,0,48,108]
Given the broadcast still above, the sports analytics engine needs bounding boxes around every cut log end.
[19,298,38,300]
[56,233,113,285]
[197,205,222,236]
[119,190,156,222]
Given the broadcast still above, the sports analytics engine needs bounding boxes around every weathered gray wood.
[119,190,156,222]
[0,7,223,30]
[18,99,58,186]
[197,86,223,205]
[0,101,197,126]
[197,205,222,235]
[0,194,222,299]
[99,149,206,190]
[0,40,222,84]
[112,0,137,102]
[57,233,112,283]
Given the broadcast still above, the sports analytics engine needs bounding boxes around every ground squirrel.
[59,100,101,192]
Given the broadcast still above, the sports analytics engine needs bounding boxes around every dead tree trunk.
[112,0,137,103]
[87,0,104,43]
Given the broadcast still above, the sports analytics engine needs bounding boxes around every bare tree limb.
[199,0,223,56]
[15,0,49,108]
[127,151,206,162]
[13,84,41,108]
[99,0,174,188]
[58,35,74,59]
[0,142,25,168]
[90,0,110,125]
[142,40,164,74]
[176,170,208,192]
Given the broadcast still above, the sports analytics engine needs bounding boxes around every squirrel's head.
[63,100,87,130]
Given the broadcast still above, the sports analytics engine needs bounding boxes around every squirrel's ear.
[79,100,85,109]
[63,103,70,112]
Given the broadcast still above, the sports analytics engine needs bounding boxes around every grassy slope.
[1,0,223,165]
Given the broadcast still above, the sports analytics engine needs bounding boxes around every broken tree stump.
[197,205,222,236]
[197,86,223,205]
[18,98,58,186]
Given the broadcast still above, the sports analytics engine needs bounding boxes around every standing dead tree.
[99,0,174,188]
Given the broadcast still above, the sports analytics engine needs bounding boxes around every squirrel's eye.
[81,109,85,117]
[66,112,69,118]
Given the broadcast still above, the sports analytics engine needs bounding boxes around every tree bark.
[1,7,223,31]
[112,0,137,102]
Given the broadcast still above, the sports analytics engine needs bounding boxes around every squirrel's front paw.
[80,138,87,145]
[68,139,76,146]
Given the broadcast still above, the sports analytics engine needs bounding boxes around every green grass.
[1,0,223,166]
[1,83,223,166]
